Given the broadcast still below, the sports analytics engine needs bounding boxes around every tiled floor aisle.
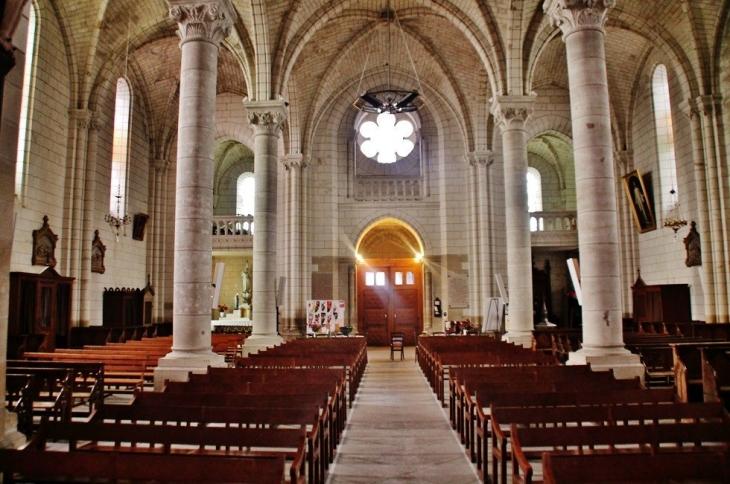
[327,347,481,484]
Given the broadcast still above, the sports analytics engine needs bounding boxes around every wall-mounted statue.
[684,221,701,267]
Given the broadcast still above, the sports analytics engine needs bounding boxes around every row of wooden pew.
[418,335,730,483]
[2,337,367,483]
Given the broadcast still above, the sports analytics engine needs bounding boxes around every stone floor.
[327,347,481,484]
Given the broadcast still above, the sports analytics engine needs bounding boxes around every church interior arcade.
[1,0,730,455]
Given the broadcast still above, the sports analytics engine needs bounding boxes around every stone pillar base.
[279,327,302,342]
[501,331,533,348]
[153,351,226,391]
[239,334,284,357]
[0,410,27,449]
[567,349,646,386]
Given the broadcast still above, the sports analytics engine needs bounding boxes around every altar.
[211,313,253,334]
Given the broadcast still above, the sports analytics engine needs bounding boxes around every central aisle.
[327,347,481,483]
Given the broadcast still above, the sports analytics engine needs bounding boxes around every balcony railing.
[212,215,253,250]
[529,211,578,248]
[354,177,422,201]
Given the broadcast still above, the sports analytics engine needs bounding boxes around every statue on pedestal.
[241,261,251,305]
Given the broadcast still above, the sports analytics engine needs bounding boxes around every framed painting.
[622,169,656,233]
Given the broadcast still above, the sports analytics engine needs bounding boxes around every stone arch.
[350,213,432,259]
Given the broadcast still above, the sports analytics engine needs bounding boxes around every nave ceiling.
[43,0,729,159]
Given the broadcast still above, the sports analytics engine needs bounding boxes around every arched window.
[526,167,543,213]
[237,172,255,216]
[15,3,37,199]
[110,77,132,213]
[652,64,678,213]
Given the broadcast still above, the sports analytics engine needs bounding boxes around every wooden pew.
[473,387,676,483]
[132,391,333,483]
[90,402,323,484]
[490,401,729,484]
[701,346,730,410]
[672,341,730,402]
[7,360,104,415]
[511,422,730,484]
[23,352,147,394]
[459,372,640,463]
[4,368,73,427]
[5,374,34,437]
[542,451,730,483]
[0,449,286,483]
[26,420,306,484]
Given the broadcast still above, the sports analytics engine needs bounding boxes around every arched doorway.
[356,219,424,346]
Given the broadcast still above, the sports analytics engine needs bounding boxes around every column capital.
[167,0,236,46]
[695,94,722,116]
[282,153,309,170]
[679,98,699,121]
[154,158,171,173]
[244,99,288,135]
[466,150,496,167]
[544,0,615,38]
[69,109,93,130]
[491,95,536,133]
[613,150,633,172]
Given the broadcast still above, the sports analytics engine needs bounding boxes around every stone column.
[491,96,535,346]
[281,153,306,339]
[696,95,728,321]
[79,115,103,327]
[154,0,236,390]
[614,150,637,316]
[0,12,24,447]
[545,0,642,379]
[680,99,715,322]
[241,100,287,354]
[67,109,92,324]
[465,153,482,327]
[151,159,170,323]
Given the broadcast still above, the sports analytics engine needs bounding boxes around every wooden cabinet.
[632,275,691,324]
[103,281,154,328]
[8,268,74,352]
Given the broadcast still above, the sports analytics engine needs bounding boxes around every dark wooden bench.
[702,346,730,410]
[26,419,305,484]
[511,421,730,484]
[542,451,730,483]
[90,402,323,484]
[7,360,104,415]
[0,448,286,483]
[473,387,677,483]
[490,401,729,484]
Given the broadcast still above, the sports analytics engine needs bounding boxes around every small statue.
[684,221,701,267]
[234,292,240,310]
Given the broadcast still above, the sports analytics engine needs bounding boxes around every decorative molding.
[544,0,615,37]
[491,95,536,133]
[91,230,106,274]
[154,159,170,173]
[32,215,58,268]
[245,100,288,135]
[167,0,237,45]
[614,150,633,172]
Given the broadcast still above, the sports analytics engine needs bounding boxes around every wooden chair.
[390,332,405,361]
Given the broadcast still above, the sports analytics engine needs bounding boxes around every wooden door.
[358,260,422,346]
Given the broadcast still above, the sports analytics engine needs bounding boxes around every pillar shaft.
[245,101,287,337]
[546,0,626,354]
[79,116,102,326]
[491,97,535,341]
[681,99,715,322]
[167,0,234,355]
[697,96,728,321]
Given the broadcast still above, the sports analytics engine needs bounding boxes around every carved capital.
[167,0,236,45]
[491,95,536,133]
[282,153,309,170]
[244,99,288,135]
[695,94,722,116]
[544,0,615,38]
[154,158,170,173]
[466,150,496,167]
[614,150,633,171]
[678,98,698,121]
[69,109,93,131]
